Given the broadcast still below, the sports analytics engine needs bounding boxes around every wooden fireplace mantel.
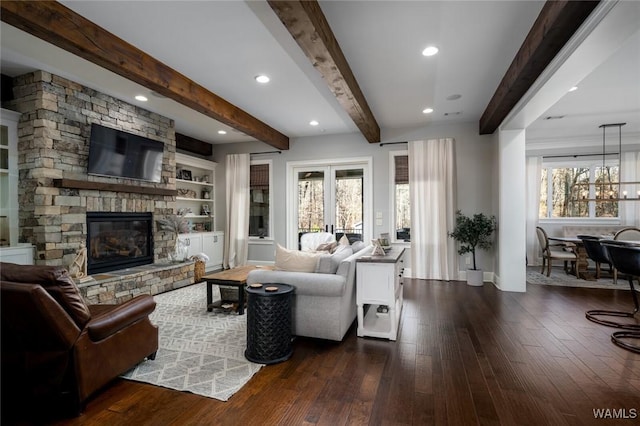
[53,179,177,197]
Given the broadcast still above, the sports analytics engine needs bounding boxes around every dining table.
[547,236,592,280]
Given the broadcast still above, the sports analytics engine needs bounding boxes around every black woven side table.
[244,283,294,364]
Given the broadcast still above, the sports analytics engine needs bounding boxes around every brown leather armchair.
[0,262,158,416]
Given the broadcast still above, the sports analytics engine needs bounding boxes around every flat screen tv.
[87,123,164,183]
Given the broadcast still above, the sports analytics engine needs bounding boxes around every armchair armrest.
[87,294,156,341]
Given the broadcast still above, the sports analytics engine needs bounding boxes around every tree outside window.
[297,171,324,233]
[249,162,271,238]
[393,153,410,241]
[539,163,619,218]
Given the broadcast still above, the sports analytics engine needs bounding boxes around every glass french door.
[287,159,371,249]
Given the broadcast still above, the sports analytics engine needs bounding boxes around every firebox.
[86,212,154,274]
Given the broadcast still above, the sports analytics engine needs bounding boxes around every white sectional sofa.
[247,242,371,341]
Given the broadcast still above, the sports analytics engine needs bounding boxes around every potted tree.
[448,210,497,286]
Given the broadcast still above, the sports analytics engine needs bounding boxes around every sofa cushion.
[315,245,353,274]
[275,244,321,272]
[351,240,366,253]
[0,262,91,328]
[316,241,337,252]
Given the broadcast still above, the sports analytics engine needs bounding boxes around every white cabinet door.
[213,232,224,268]
[0,245,35,265]
[1,109,21,247]
[201,233,216,269]
[178,234,203,259]
[202,232,224,270]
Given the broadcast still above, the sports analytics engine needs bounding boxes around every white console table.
[356,247,405,340]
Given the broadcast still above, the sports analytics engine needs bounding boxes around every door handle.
[325,224,328,232]
[331,224,334,234]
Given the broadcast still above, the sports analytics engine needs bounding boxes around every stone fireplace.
[5,71,177,268]
[0,71,199,304]
[86,212,154,274]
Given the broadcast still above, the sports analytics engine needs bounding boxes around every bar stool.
[598,240,640,353]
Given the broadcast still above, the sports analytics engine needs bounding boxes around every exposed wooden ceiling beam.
[268,0,380,143]
[0,0,289,150]
[479,0,600,135]
[175,133,213,157]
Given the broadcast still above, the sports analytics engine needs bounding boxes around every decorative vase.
[171,237,189,262]
[466,269,484,286]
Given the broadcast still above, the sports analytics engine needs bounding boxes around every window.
[286,158,371,249]
[539,161,619,219]
[391,152,410,241]
[249,160,272,238]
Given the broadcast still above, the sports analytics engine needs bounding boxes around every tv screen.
[87,124,164,183]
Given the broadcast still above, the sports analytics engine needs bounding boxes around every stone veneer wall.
[6,70,178,267]
[80,263,194,305]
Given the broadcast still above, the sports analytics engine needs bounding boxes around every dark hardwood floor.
[9,276,640,425]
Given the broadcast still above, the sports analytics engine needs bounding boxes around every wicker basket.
[220,286,239,302]
[194,260,205,282]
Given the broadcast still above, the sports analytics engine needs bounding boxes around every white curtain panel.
[224,153,250,269]
[409,138,457,280]
[525,156,542,265]
[620,151,640,226]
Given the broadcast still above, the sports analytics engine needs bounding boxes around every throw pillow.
[316,241,337,252]
[338,235,350,246]
[351,240,366,253]
[315,246,353,274]
[275,244,321,272]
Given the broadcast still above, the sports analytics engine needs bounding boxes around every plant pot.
[466,269,484,286]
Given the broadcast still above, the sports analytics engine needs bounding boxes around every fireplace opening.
[86,212,154,274]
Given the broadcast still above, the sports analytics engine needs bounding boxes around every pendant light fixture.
[596,123,639,201]
[571,122,640,202]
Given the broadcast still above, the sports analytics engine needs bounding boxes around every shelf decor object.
[174,153,223,271]
[156,213,189,262]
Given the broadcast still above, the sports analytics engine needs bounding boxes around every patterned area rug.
[121,283,263,401]
[526,266,632,290]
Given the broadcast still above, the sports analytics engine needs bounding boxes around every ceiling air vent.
[544,115,565,120]
[444,111,462,116]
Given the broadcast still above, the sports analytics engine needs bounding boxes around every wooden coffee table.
[202,265,271,315]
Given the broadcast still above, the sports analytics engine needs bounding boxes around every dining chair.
[535,226,577,277]
[610,227,640,283]
[614,227,640,241]
[595,240,640,353]
[577,235,613,279]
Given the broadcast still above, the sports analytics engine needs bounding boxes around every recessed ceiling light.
[568,86,578,92]
[135,95,148,102]
[421,46,439,57]
[255,75,270,84]
[422,108,434,114]
[217,130,227,135]
[309,120,319,126]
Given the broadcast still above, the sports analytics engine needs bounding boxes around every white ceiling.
[1,1,638,147]
[526,24,640,144]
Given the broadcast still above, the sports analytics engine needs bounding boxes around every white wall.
[213,121,497,276]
